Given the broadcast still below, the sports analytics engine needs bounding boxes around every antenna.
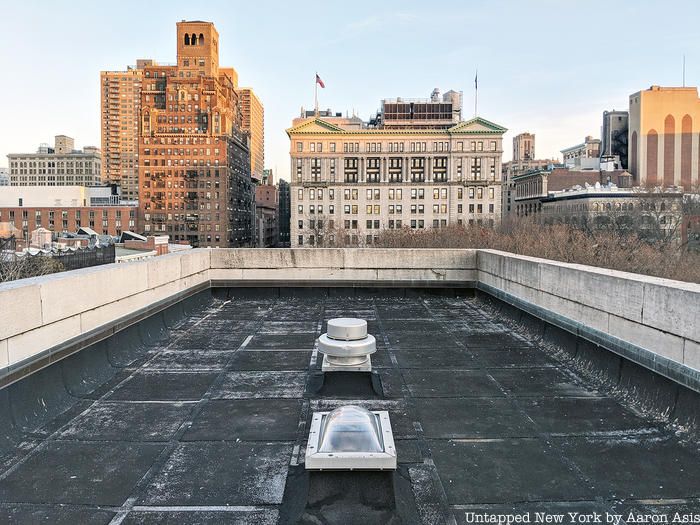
[683,54,686,87]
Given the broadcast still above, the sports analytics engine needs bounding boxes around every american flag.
[316,73,325,89]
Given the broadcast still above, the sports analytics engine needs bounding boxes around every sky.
[1,0,699,181]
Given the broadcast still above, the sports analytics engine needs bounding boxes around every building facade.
[8,136,101,187]
[601,110,629,170]
[0,168,8,186]
[138,21,254,247]
[238,87,264,181]
[628,85,700,189]
[540,185,684,242]
[254,169,279,247]
[101,60,153,200]
[288,91,506,247]
[561,136,601,170]
[501,132,556,214]
[278,178,290,246]
[0,185,136,239]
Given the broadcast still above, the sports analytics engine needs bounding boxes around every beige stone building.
[628,85,700,189]
[100,60,153,200]
[238,87,264,181]
[8,136,101,187]
[287,92,506,247]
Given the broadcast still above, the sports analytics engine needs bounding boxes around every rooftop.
[0,290,699,523]
[0,248,698,523]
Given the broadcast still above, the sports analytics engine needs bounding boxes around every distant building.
[601,110,628,170]
[101,60,153,200]
[288,88,506,247]
[561,136,601,170]
[278,178,290,246]
[628,85,700,189]
[502,133,557,214]
[512,166,633,217]
[512,166,604,217]
[0,168,8,186]
[0,185,136,239]
[254,169,279,247]
[238,88,265,181]
[540,183,684,242]
[138,21,254,247]
[8,136,101,187]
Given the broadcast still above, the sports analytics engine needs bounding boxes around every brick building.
[139,21,254,247]
[0,186,136,239]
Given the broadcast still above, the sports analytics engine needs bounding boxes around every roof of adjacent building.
[287,116,507,136]
[0,293,697,523]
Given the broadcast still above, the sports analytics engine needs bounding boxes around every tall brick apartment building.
[139,21,253,247]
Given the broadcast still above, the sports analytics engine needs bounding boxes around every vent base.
[322,354,372,372]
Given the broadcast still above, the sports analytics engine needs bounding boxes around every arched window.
[199,33,204,45]
[191,33,197,45]
[184,34,190,46]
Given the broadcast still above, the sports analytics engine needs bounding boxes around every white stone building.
[287,92,506,247]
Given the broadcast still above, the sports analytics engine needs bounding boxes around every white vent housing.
[305,405,397,470]
[318,318,376,372]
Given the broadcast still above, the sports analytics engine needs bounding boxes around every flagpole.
[474,68,478,118]
[314,72,318,116]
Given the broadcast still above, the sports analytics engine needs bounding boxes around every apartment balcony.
[0,249,698,522]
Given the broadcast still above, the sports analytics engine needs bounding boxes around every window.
[330,142,336,152]
[298,205,303,213]
[296,142,303,152]
[298,189,303,200]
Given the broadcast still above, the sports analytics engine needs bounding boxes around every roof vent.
[317,318,376,372]
[305,405,396,470]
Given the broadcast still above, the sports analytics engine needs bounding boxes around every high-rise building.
[101,60,153,200]
[601,110,628,170]
[628,85,700,189]
[0,168,9,186]
[238,87,264,181]
[512,132,535,163]
[288,89,506,247]
[8,136,101,187]
[138,21,254,247]
[278,178,290,246]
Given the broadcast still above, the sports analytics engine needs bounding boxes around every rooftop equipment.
[305,405,397,470]
[317,318,376,373]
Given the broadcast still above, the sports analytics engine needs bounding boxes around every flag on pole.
[316,73,325,89]
[474,70,478,90]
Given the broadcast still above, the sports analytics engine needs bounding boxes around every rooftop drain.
[305,405,397,471]
[318,318,376,373]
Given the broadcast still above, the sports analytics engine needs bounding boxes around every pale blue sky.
[1,0,699,180]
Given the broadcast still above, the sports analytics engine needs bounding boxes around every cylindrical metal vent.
[318,318,376,372]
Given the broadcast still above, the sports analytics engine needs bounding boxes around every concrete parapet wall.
[209,248,477,286]
[1,247,697,393]
[476,249,700,390]
[0,249,212,375]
